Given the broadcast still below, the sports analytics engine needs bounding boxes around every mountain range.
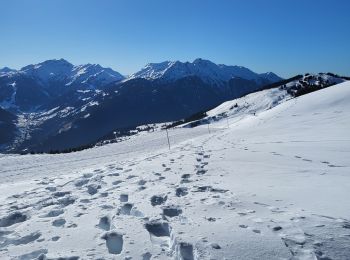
[129,58,281,85]
[1,58,346,153]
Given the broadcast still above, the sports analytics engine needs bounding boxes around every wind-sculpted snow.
[0,82,349,259]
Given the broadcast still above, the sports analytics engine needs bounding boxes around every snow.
[76,90,92,94]
[80,101,99,112]
[0,82,349,259]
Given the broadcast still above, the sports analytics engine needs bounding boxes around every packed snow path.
[0,82,349,259]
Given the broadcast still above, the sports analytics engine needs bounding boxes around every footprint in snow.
[102,231,124,255]
[87,183,101,195]
[118,203,133,215]
[177,242,195,260]
[98,216,111,231]
[18,249,48,260]
[41,208,64,218]
[74,178,89,187]
[119,194,129,202]
[52,218,66,227]
[175,187,188,197]
[1,232,41,247]
[145,221,171,237]
[150,195,167,206]
[112,180,123,186]
[138,179,147,186]
[237,209,256,216]
[162,206,182,217]
[181,174,192,183]
[142,252,152,260]
[0,212,28,227]
[302,158,313,162]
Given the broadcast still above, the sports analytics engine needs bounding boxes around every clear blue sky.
[1,0,349,78]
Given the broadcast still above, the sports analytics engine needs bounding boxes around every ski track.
[0,83,350,259]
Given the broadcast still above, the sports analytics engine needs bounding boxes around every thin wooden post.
[166,128,170,150]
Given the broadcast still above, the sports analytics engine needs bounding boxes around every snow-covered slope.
[183,73,347,128]
[0,81,349,259]
[189,87,291,127]
[129,58,282,85]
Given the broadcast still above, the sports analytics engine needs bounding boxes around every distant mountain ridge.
[129,58,282,85]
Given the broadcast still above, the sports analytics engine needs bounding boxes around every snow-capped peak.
[129,59,282,85]
[20,59,74,83]
[13,59,125,87]
[130,61,176,80]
